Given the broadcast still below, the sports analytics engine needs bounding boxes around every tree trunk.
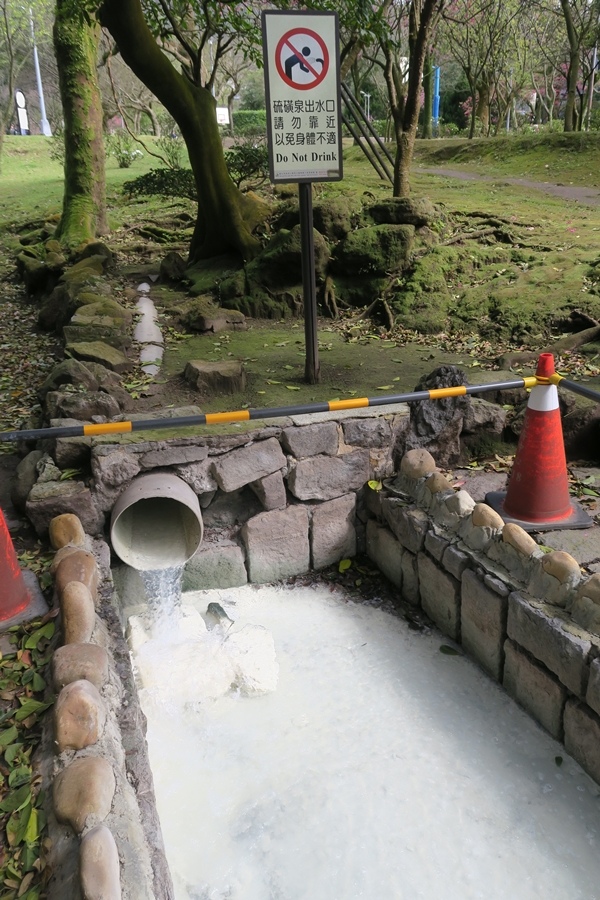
[476,77,490,134]
[564,49,579,131]
[100,0,267,262]
[422,50,433,139]
[395,130,417,196]
[53,1,107,246]
[560,0,580,133]
[148,105,161,137]
[392,0,443,198]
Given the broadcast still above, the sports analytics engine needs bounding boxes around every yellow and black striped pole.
[0,377,539,443]
[549,372,600,404]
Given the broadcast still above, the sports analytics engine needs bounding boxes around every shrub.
[156,134,184,169]
[231,110,267,136]
[49,125,65,165]
[123,167,197,200]
[107,131,143,168]
[225,136,269,190]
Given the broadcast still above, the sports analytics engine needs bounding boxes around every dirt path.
[418,166,600,206]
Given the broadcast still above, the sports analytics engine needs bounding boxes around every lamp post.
[29,8,51,136]
[360,90,371,121]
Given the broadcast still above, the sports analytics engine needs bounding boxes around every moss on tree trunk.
[53,1,106,248]
[100,0,268,263]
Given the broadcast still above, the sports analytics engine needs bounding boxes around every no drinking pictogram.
[275,28,329,90]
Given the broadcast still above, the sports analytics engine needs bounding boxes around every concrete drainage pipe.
[110,473,203,571]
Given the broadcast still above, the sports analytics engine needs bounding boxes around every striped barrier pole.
[549,373,600,404]
[0,377,537,444]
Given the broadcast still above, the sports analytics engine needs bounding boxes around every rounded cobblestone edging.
[43,515,172,900]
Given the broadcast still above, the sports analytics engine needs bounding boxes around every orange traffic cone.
[485,353,592,532]
[0,507,32,623]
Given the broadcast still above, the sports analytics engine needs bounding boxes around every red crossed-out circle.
[275,28,329,91]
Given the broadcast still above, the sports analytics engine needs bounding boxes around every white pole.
[30,8,51,136]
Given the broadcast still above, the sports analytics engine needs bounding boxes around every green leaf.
[0,784,31,814]
[338,559,352,573]
[5,743,24,765]
[285,385,301,391]
[7,801,32,847]
[15,699,53,722]
[367,480,382,491]
[582,488,599,497]
[8,765,31,788]
[0,725,18,748]
[23,622,54,650]
[439,645,461,656]
[376,385,392,390]
[24,807,39,844]
[31,674,46,693]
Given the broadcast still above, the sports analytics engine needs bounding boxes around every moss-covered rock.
[274,195,362,241]
[331,275,389,309]
[186,254,242,297]
[180,299,246,333]
[61,255,107,280]
[16,252,56,296]
[77,242,115,267]
[332,224,415,277]
[247,226,330,288]
[63,323,131,350]
[71,300,133,325]
[364,197,438,228]
[38,359,101,399]
[219,271,247,305]
[66,341,131,373]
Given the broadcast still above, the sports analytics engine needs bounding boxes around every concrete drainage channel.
[38,410,600,899]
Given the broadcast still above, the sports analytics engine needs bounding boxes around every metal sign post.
[262,10,342,384]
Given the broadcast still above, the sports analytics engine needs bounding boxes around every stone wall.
[36,407,600,897]
[364,448,600,787]
[41,515,173,900]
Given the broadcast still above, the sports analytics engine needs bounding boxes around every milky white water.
[130,584,600,900]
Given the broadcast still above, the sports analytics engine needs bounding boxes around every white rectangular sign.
[262,10,343,183]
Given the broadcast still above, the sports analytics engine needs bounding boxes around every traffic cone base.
[0,569,49,631]
[485,352,593,532]
[0,508,49,631]
[485,490,592,533]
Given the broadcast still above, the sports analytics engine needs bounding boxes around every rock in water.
[224,624,279,695]
[206,602,233,631]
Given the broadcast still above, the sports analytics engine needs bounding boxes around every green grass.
[0,135,178,234]
[3,132,600,411]
[412,131,600,186]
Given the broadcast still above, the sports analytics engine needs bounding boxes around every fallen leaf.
[439,645,461,656]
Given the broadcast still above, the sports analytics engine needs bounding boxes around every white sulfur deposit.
[130,601,279,703]
[130,584,600,900]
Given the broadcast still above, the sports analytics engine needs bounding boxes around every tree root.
[348,295,394,331]
[321,276,341,318]
[498,323,600,369]
[456,211,534,228]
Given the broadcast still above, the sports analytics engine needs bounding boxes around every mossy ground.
[412,131,600,186]
[3,134,600,416]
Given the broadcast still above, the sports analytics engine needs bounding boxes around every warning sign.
[275,28,329,90]
[262,11,342,183]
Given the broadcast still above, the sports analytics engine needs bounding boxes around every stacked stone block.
[47,514,164,900]
[21,405,600,895]
[364,447,600,788]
